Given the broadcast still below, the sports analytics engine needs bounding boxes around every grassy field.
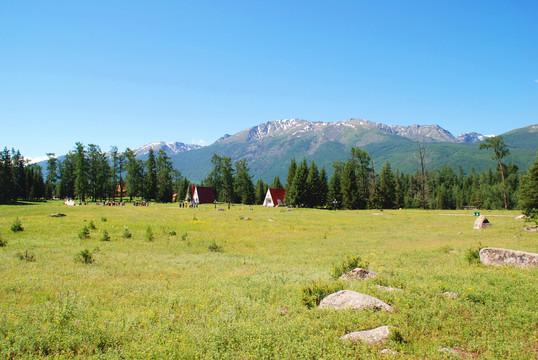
[0,201,536,359]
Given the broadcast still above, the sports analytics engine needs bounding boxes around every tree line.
[1,143,189,204]
[1,137,536,217]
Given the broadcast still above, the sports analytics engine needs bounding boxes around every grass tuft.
[300,279,344,308]
[17,250,36,262]
[78,225,90,240]
[10,217,23,232]
[74,249,95,264]
[145,226,154,242]
[331,255,368,279]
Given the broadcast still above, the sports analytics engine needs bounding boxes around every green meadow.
[0,201,536,359]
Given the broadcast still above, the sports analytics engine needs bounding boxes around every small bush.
[122,226,132,239]
[465,292,486,305]
[208,240,223,252]
[17,250,36,262]
[101,216,107,222]
[74,249,94,264]
[300,280,344,309]
[0,234,7,247]
[169,230,177,236]
[181,233,188,241]
[88,220,97,230]
[78,225,90,240]
[145,226,154,242]
[331,255,368,279]
[465,244,483,264]
[100,230,110,242]
[389,328,406,343]
[10,217,23,232]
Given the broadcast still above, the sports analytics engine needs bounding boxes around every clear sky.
[1,0,536,162]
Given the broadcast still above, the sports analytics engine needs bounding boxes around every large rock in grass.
[319,290,393,311]
[341,268,378,280]
[473,215,491,230]
[479,247,538,268]
[340,326,394,344]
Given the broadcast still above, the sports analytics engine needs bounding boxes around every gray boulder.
[524,225,537,232]
[319,290,393,311]
[340,325,393,344]
[479,247,538,268]
[473,215,491,230]
[341,268,378,280]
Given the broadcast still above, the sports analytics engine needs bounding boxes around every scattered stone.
[372,213,384,216]
[286,208,292,211]
[443,291,459,299]
[376,285,402,292]
[513,234,520,239]
[473,215,491,230]
[216,208,225,211]
[524,225,537,232]
[439,347,460,356]
[380,348,397,355]
[340,326,393,344]
[448,250,459,253]
[319,290,393,312]
[279,307,289,316]
[341,268,379,280]
[515,214,526,219]
[458,231,462,234]
[479,247,538,268]
[268,218,274,222]
[242,217,251,221]
[50,213,67,217]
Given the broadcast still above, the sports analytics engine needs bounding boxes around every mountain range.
[131,119,537,182]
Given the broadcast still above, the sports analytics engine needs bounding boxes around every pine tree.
[351,147,371,209]
[306,161,320,207]
[318,165,329,208]
[0,147,15,203]
[234,159,255,204]
[156,150,174,202]
[73,143,88,201]
[45,153,59,199]
[255,179,267,204]
[379,161,396,209]
[145,148,157,200]
[284,158,297,205]
[270,176,283,189]
[290,158,308,206]
[125,148,144,201]
[327,162,344,209]
[479,136,510,209]
[518,153,538,218]
[341,159,359,209]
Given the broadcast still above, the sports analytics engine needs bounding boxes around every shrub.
[74,249,94,264]
[300,280,344,309]
[169,230,177,236]
[181,233,188,241]
[465,244,483,264]
[0,234,6,247]
[208,240,223,252]
[331,255,368,279]
[88,220,96,230]
[10,217,23,232]
[17,250,36,262]
[145,226,154,242]
[100,230,110,242]
[78,225,90,240]
[122,226,132,239]
[389,328,406,343]
[101,216,107,222]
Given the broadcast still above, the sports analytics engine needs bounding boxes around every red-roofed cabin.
[191,186,215,204]
[263,188,286,207]
[115,182,127,197]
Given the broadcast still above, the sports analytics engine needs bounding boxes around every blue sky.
[1,1,536,162]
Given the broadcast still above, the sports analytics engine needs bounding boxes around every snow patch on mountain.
[133,141,203,156]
